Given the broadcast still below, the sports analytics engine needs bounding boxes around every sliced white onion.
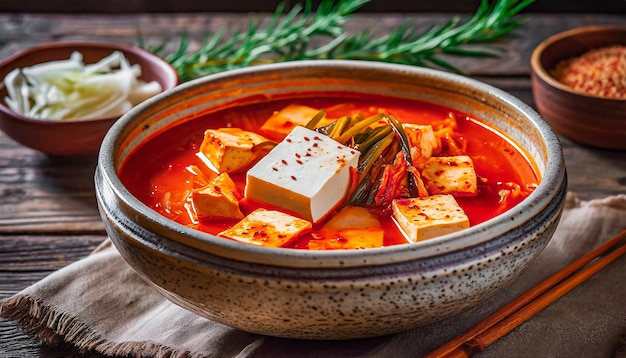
[2,50,163,121]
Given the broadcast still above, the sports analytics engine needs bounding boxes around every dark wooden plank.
[1,0,625,14]
[0,324,41,358]
[1,13,625,77]
[0,235,105,357]
[0,138,104,233]
[0,235,104,273]
[0,234,105,307]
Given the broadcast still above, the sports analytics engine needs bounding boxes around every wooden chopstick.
[425,229,626,358]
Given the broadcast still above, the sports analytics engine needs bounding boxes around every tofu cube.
[245,126,360,223]
[260,104,323,138]
[191,173,243,221]
[404,124,439,162]
[421,155,478,196]
[392,195,470,242]
[198,128,270,174]
[322,206,381,231]
[309,206,384,250]
[217,208,312,247]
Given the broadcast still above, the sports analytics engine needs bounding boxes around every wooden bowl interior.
[531,26,626,149]
[536,27,626,88]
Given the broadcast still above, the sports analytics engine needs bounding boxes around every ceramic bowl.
[530,26,626,149]
[0,41,178,156]
[95,60,566,340]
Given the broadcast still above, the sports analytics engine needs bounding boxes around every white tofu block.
[217,208,312,247]
[392,194,470,242]
[403,123,439,161]
[421,155,478,196]
[191,173,243,221]
[260,104,324,138]
[198,128,270,174]
[245,126,360,223]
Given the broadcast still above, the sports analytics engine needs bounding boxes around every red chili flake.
[304,136,310,141]
[253,229,269,239]
[305,153,312,157]
[272,167,278,171]
[296,159,303,165]
[552,45,626,99]
[295,153,301,158]
[313,143,319,147]
[396,198,410,205]
[313,136,321,140]
[281,159,288,165]
[291,175,297,180]
[286,138,292,142]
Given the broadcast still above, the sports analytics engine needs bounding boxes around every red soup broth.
[119,95,539,249]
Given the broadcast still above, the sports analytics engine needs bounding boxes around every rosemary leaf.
[149,0,534,81]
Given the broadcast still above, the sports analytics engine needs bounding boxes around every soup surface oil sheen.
[120,95,538,249]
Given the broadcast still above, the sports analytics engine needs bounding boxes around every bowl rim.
[0,40,179,124]
[98,59,565,268]
[530,25,626,102]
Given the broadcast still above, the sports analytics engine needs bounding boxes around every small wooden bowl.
[530,26,626,150]
[0,41,178,156]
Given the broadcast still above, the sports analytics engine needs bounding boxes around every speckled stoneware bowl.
[95,60,566,340]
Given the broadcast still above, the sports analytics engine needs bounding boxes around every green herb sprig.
[146,0,533,82]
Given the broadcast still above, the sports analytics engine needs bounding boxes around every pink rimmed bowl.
[95,60,566,339]
[0,41,178,156]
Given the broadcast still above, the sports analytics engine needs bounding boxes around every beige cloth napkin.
[1,192,625,358]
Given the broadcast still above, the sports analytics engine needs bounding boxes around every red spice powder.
[551,45,626,99]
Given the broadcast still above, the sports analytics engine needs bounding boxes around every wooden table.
[0,11,625,357]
